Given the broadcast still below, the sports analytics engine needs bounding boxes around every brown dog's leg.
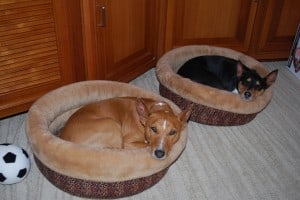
[124,141,148,149]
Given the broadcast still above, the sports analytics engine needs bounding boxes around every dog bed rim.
[26,80,188,183]
[156,45,274,115]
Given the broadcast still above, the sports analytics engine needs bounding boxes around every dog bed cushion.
[156,45,275,125]
[26,81,188,199]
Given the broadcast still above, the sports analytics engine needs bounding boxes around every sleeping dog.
[60,97,191,160]
[177,55,278,101]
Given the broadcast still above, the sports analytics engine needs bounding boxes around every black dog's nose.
[154,149,165,159]
[244,91,252,99]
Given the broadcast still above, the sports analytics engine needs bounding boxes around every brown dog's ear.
[136,98,149,126]
[178,105,192,123]
[150,101,172,113]
[265,69,278,86]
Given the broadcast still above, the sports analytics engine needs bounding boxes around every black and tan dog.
[177,55,278,101]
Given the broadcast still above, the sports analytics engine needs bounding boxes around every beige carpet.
[0,61,299,200]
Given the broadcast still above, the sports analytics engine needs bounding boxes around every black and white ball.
[0,144,30,185]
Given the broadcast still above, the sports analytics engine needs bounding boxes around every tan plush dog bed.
[156,45,275,125]
[26,81,188,199]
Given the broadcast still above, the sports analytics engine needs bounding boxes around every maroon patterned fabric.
[159,84,257,126]
[34,157,168,199]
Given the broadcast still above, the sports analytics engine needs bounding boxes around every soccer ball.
[0,144,30,185]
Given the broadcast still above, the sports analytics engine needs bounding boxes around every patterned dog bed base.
[35,157,168,199]
[159,84,257,126]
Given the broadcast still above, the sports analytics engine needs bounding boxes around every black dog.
[177,55,278,101]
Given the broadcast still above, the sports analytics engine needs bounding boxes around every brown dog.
[60,97,191,160]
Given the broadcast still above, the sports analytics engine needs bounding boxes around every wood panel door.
[0,0,84,117]
[249,0,300,59]
[82,0,161,82]
[164,0,258,52]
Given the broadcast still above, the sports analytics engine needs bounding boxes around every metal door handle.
[97,6,106,27]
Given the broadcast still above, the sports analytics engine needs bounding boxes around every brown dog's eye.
[169,130,176,136]
[151,127,157,133]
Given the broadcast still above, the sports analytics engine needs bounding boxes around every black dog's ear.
[136,98,149,126]
[237,61,245,78]
[265,69,278,86]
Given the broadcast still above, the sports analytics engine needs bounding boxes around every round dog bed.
[156,45,275,126]
[26,81,188,199]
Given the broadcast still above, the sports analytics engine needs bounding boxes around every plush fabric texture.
[156,45,274,115]
[26,81,187,185]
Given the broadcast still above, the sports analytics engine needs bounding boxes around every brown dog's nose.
[154,149,165,159]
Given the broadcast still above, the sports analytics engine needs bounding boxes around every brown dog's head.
[136,99,191,160]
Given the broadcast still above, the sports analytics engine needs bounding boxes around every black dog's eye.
[254,81,262,90]
[242,77,251,86]
[169,130,176,136]
[150,127,157,133]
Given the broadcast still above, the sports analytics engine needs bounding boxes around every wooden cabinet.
[0,0,84,117]
[164,0,257,52]
[1,0,163,117]
[250,0,300,59]
[163,0,300,60]
[1,0,299,117]
[81,0,163,81]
